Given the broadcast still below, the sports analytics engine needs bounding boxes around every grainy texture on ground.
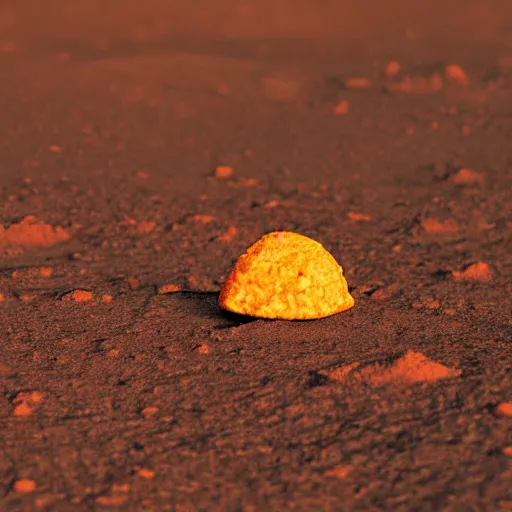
[0,1,512,511]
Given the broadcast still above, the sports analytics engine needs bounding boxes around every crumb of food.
[219,231,354,320]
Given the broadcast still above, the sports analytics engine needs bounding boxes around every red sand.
[1,1,511,509]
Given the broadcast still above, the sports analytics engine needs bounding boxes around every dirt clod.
[449,168,483,186]
[14,480,36,493]
[420,218,461,235]
[325,465,352,479]
[0,216,71,252]
[61,290,94,302]
[137,468,155,479]
[347,211,371,222]
[214,166,234,179]
[333,99,349,115]
[445,64,470,85]
[452,262,492,282]
[322,350,461,386]
[141,407,158,418]
[216,225,238,243]
[385,61,400,77]
[345,77,370,89]
[496,403,512,417]
[13,402,32,416]
[157,284,182,294]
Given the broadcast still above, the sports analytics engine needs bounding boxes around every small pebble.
[193,215,216,224]
[137,468,155,480]
[445,64,470,85]
[216,225,238,243]
[62,290,94,302]
[13,402,32,416]
[96,495,128,506]
[14,480,36,494]
[214,166,234,179]
[345,77,370,89]
[158,284,181,295]
[347,212,371,222]
[333,99,349,115]
[452,262,492,283]
[128,277,140,290]
[449,168,483,186]
[137,221,155,234]
[385,61,400,77]
[136,170,149,179]
[325,465,352,479]
[141,407,158,418]
[421,218,461,235]
[496,402,512,417]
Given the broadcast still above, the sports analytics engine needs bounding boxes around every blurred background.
[1,0,512,49]
[1,0,511,193]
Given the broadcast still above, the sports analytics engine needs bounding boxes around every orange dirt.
[449,168,483,186]
[333,99,349,115]
[495,402,512,417]
[157,284,182,294]
[347,212,371,222]
[322,350,461,386]
[445,64,470,85]
[62,290,94,302]
[14,480,37,494]
[452,261,493,282]
[421,218,461,235]
[325,465,352,479]
[0,216,71,252]
[215,165,234,179]
[216,225,239,243]
[137,468,156,479]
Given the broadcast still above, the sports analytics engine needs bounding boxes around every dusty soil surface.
[1,1,512,510]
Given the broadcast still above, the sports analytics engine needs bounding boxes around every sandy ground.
[0,1,512,510]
